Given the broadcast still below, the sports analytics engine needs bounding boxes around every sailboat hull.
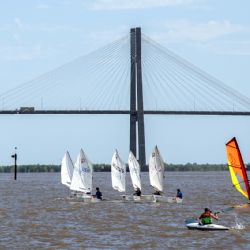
[122,194,155,202]
[68,193,102,203]
[121,195,183,203]
[154,196,183,203]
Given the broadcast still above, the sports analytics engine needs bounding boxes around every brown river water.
[0,172,249,249]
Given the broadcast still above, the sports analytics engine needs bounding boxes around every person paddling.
[199,208,218,225]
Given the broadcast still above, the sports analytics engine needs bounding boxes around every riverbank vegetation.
[0,163,249,173]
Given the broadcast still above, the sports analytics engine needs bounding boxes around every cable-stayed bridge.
[1,27,250,167]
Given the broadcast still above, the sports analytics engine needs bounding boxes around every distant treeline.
[0,163,250,173]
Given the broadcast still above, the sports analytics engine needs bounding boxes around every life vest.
[96,191,102,199]
[177,191,183,199]
[200,212,212,224]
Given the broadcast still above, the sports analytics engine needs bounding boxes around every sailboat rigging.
[111,150,126,193]
[127,151,155,201]
[61,151,74,187]
[69,149,96,202]
[149,145,165,194]
[128,151,142,192]
[149,145,182,203]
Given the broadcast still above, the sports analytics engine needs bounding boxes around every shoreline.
[1,163,248,172]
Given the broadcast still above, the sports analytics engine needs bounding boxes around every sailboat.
[61,151,74,187]
[149,146,164,194]
[149,146,182,203]
[111,150,126,197]
[127,151,154,201]
[128,151,141,191]
[225,137,250,201]
[70,149,96,202]
[149,145,165,202]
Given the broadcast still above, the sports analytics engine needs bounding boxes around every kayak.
[186,222,229,231]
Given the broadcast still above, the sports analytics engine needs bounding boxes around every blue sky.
[1,0,250,165]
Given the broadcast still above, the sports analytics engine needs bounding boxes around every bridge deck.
[1,110,250,115]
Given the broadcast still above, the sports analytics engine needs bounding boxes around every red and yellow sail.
[226,137,250,200]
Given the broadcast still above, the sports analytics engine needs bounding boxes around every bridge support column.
[130,28,137,158]
[130,27,146,169]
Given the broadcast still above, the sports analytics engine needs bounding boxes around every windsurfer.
[226,137,250,200]
[199,208,218,225]
[133,187,141,196]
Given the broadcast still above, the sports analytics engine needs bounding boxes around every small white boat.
[126,151,154,202]
[149,146,164,195]
[154,196,183,203]
[128,151,141,190]
[186,222,229,231]
[69,149,99,202]
[111,150,126,195]
[61,151,74,187]
[121,194,154,202]
[149,146,183,203]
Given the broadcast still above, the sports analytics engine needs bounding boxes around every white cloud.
[0,45,43,61]
[12,33,22,42]
[152,20,247,43]
[12,18,77,33]
[0,24,10,31]
[86,26,129,42]
[88,0,197,10]
[36,4,50,9]
[148,20,250,56]
[14,18,23,29]
[34,24,77,33]
[206,40,250,56]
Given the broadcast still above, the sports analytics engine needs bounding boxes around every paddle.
[214,206,234,215]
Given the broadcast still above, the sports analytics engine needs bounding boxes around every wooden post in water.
[11,147,17,180]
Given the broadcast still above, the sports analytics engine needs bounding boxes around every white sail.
[149,146,164,192]
[128,151,141,191]
[70,149,93,193]
[61,151,74,187]
[111,150,126,192]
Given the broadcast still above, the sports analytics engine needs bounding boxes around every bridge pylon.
[130,27,146,168]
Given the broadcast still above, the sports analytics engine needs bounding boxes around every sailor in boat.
[133,187,141,196]
[199,208,218,225]
[176,189,183,199]
[93,187,103,200]
[153,189,162,196]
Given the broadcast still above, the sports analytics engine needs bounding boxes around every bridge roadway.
[1,110,250,116]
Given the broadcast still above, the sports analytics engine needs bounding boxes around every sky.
[1,0,250,165]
